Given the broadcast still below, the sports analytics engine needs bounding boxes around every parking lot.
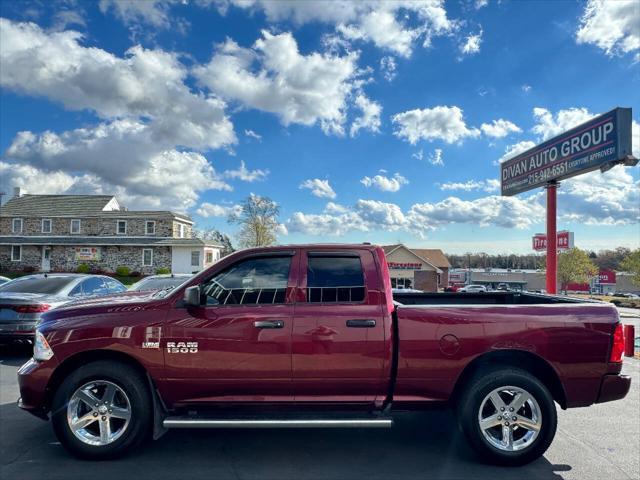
[0,344,637,480]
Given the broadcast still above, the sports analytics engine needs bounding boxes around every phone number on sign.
[527,162,567,184]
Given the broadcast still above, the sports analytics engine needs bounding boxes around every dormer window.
[117,220,127,235]
[178,224,185,238]
[12,218,23,233]
[70,219,81,234]
[145,221,156,235]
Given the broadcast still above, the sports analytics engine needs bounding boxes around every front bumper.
[595,374,632,404]
[17,357,58,418]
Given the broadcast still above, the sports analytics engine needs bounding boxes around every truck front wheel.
[457,368,557,466]
[51,360,152,459]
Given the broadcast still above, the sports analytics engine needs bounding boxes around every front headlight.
[33,331,54,362]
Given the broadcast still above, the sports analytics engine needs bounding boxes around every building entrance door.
[41,247,51,272]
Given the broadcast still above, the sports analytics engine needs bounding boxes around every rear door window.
[306,255,365,303]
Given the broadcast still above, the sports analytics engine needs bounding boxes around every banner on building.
[74,247,101,261]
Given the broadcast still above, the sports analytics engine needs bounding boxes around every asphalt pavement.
[1,344,638,480]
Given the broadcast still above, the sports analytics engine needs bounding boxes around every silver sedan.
[0,274,126,343]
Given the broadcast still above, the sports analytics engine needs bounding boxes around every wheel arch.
[45,349,153,410]
[451,349,567,409]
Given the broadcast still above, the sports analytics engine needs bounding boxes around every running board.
[163,417,393,429]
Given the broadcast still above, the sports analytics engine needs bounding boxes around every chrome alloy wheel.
[478,385,542,452]
[67,380,131,446]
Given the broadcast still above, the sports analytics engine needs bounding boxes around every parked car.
[129,274,193,293]
[496,283,510,291]
[458,284,488,293]
[0,274,126,342]
[19,244,629,465]
[0,275,11,286]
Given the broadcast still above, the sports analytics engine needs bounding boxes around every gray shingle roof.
[0,195,115,216]
[0,236,220,247]
[0,194,192,222]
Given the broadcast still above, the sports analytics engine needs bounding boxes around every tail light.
[13,304,51,314]
[609,323,625,363]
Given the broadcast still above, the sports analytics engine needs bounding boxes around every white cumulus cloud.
[0,18,237,211]
[576,0,640,60]
[460,29,482,55]
[360,172,408,192]
[196,202,243,218]
[480,119,522,138]
[218,0,456,58]
[299,178,337,199]
[223,160,269,182]
[350,94,382,137]
[392,105,480,144]
[439,179,500,193]
[194,31,361,135]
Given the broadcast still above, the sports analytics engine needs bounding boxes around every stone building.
[0,189,221,275]
[382,244,451,292]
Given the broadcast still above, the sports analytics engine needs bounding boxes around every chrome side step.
[163,418,393,429]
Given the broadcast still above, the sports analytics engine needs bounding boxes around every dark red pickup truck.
[18,244,630,465]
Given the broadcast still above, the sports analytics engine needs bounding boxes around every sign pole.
[546,181,557,294]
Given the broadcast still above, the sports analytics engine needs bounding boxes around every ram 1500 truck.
[17,244,630,465]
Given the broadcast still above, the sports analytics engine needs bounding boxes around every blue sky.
[1,0,638,253]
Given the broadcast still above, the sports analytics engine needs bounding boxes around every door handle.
[346,319,376,328]
[254,320,284,329]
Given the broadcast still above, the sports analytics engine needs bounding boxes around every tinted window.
[104,279,126,293]
[0,276,76,294]
[202,256,291,305]
[307,255,365,303]
[81,277,107,296]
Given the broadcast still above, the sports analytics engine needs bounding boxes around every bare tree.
[228,194,280,248]
[192,228,235,257]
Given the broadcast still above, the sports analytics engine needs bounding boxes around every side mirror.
[183,286,201,307]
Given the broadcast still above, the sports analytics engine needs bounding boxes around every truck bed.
[393,291,596,305]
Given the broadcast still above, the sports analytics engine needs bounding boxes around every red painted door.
[161,251,298,406]
[292,249,388,404]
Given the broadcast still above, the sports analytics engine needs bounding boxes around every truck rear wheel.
[457,367,557,466]
[51,360,152,459]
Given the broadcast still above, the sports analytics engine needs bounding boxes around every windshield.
[131,277,190,292]
[0,276,76,294]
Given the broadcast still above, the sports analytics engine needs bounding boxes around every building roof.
[410,249,451,268]
[382,244,450,268]
[1,195,116,216]
[0,194,192,223]
[0,236,220,247]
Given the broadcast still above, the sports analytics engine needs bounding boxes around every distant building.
[450,268,546,291]
[450,267,638,294]
[0,189,221,274]
[382,244,450,292]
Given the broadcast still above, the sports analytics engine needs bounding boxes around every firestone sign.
[501,108,633,196]
[532,231,574,251]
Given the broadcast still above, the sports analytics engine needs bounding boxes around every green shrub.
[76,263,91,274]
[115,266,131,277]
[155,267,170,275]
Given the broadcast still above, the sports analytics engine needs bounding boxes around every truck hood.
[61,290,158,309]
[39,290,165,323]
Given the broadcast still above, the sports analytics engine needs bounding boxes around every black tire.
[51,360,152,459]
[456,367,557,466]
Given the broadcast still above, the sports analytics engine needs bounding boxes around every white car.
[459,284,487,293]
